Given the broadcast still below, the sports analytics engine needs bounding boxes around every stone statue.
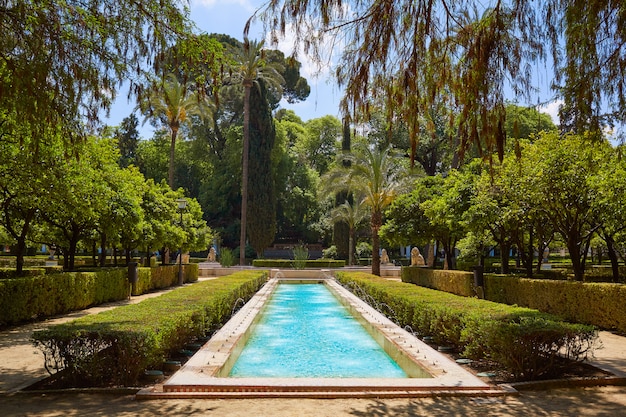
[207,247,217,262]
[380,248,390,265]
[411,247,425,266]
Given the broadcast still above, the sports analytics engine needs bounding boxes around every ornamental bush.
[32,271,267,386]
[337,271,597,381]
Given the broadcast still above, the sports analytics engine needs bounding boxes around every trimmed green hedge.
[32,271,267,386]
[0,264,198,327]
[485,276,626,333]
[337,271,596,381]
[252,259,346,268]
[402,267,477,297]
[402,266,626,334]
[130,264,198,296]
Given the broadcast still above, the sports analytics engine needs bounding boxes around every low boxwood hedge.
[485,276,626,333]
[402,267,477,297]
[337,271,597,381]
[403,266,626,334]
[252,259,345,268]
[32,270,267,387]
[0,264,198,327]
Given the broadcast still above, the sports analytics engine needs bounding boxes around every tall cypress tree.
[247,78,277,257]
[333,117,352,260]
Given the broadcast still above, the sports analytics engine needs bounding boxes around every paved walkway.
[1,276,626,416]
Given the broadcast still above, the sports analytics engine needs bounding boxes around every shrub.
[32,271,267,387]
[219,248,235,267]
[355,241,372,258]
[291,244,309,269]
[322,245,338,259]
[336,271,597,381]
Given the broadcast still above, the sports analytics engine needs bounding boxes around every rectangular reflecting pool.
[228,283,408,378]
[149,274,497,399]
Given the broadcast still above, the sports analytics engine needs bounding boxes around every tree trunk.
[6,209,34,276]
[371,210,382,276]
[14,237,26,277]
[605,234,620,282]
[240,83,251,267]
[568,236,585,281]
[500,241,511,274]
[68,238,78,271]
[91,241,97,267]
[62,248,69,270]
[348,229,354,266]
[169,127,178,189]
[428,242,436,268]
[99,232,106,267]
[442,239,456,270]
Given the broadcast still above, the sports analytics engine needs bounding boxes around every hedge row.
[337,271,596,381]
[402,267,477,297]
[252,259,346,268]
[0,264,198,327]
[485,276,626,333]
[402,267,626,333]
[130,263,197,295]
[32,270,267,387]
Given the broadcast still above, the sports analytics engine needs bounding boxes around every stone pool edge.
[136,273,513,399]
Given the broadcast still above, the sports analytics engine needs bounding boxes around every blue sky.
[103,0,343,137]
[104,0,572,138]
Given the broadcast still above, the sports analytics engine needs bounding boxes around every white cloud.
[537,100,562,126]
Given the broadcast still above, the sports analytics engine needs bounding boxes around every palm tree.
[331,199,369,266]
[140,73,214,189]
[324,145,407,275]
[229,37,283,266]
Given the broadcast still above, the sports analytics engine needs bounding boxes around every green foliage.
[219,248,235,267]
[115,114,140,168]
[402,267,477,297]
[273,117,323,243]
[355,241,372,258]
[322,245,338,259]
[322,145,409,275]
[336,272,597,381]
[485,275,626,334]
[1,0,190,149]
[297,116,342,175]
[32,271,266,387]
[138,73,215,188]
[291,244,309,269]
[504,104,557,140]
[263,1,626,157]
[247,78,277,256]
[131,264,198,296]
[0,265,199,326]
[0,270,127,326]
[381,175,444,247]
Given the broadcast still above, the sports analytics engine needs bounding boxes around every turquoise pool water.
[228,283,408,378]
